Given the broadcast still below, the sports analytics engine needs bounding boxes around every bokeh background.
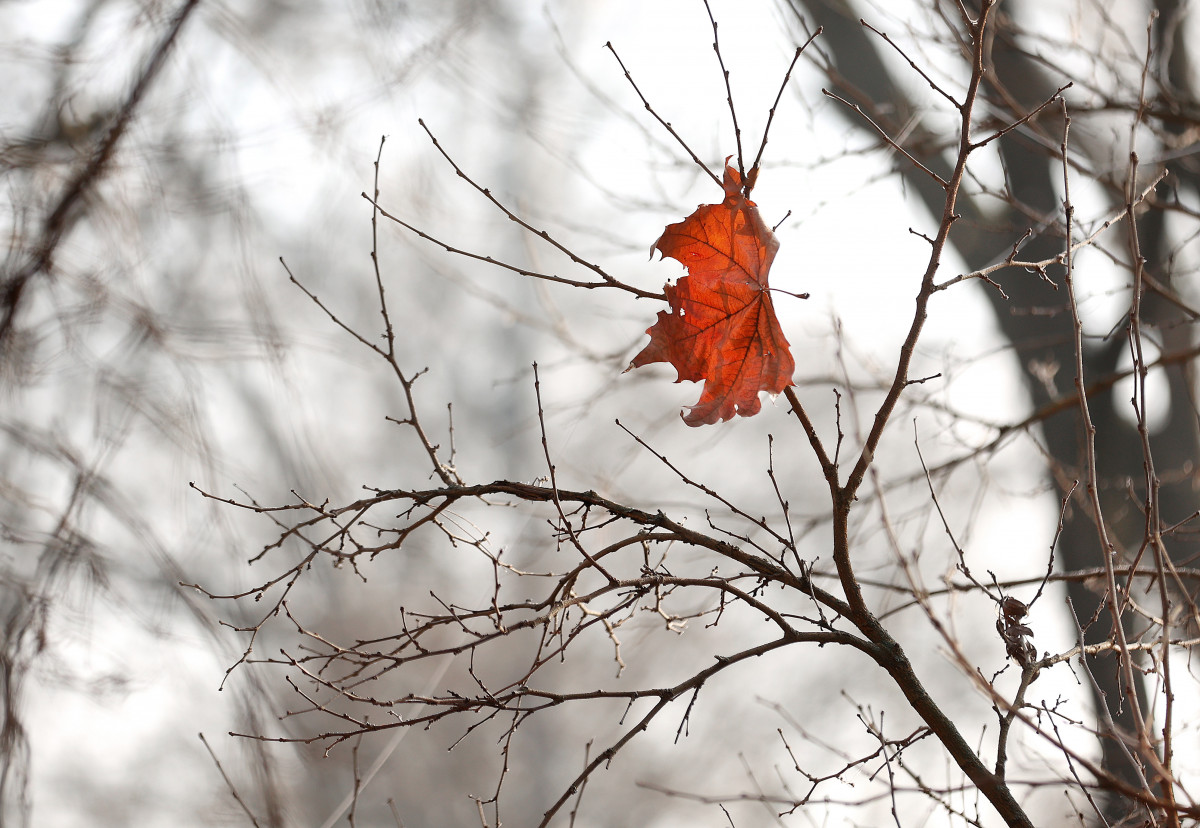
[4,0,1197,825]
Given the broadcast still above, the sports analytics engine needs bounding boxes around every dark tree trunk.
[783,1,1200,821]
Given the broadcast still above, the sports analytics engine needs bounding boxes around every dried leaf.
[631,163,795,426]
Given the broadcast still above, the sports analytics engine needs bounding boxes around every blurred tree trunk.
[782,0,1199,821]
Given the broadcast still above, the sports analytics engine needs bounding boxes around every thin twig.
[861,20,959,110]
[749,29,822,189]
[701,0,746,181]
[605,41,722,188]
[362,194,661,300]
[821,89,948,188]
[370,136,396,357]
[199,732,264,828]
[533,363,618,584]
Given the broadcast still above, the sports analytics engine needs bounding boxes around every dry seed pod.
[997,596,1036,667]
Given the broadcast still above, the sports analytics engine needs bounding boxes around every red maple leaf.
[630,163,795,426]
